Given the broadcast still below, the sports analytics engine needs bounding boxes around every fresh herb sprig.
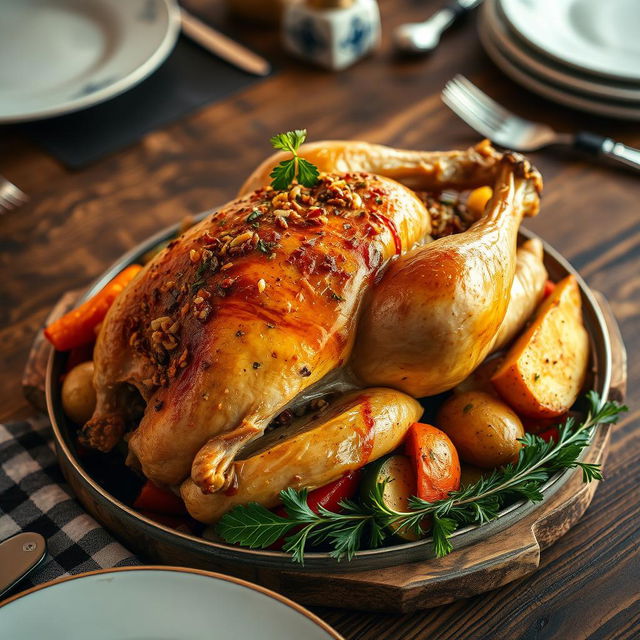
[269,129,319,190]
[216,391,626,563]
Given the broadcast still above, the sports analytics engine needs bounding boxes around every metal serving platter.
[46,214,611,573]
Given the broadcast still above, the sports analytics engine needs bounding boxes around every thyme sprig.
[269,130,319,190]
[216,391,626,563]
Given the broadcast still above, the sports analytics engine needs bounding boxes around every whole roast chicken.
[82,139,544,522]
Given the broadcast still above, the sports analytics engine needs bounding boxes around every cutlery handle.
[180,10,270,77]
[438,0,484,29]
[0,532,47,599]
[574,132,640,172]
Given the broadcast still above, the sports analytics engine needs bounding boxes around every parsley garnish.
[217,391,626,563]
[269,130,319,190]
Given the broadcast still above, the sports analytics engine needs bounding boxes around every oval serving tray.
[46,215,615,586]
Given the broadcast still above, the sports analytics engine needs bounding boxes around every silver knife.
[180,9,271,77]
[0,532,47,599]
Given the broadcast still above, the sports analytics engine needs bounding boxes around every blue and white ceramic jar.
[282,0,381,71]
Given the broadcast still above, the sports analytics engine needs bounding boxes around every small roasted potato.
[62,361,96,424]
[437,391,524,469]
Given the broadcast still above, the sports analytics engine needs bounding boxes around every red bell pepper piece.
[405,423,461,502]
[133,480,187,516]
[270,470,362,549]
[538,427,560,443]
[543,279,556,299]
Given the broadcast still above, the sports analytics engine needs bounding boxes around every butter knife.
[180,9,271,77]
[0,532,47,599]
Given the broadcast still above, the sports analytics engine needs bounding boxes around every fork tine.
[4,191,24,207]
[447,79,506,131]
[0,178,28,212]
[443,83,503,131]
[443,85,503,136]
[452,75,515,122]
[442,96,496,142]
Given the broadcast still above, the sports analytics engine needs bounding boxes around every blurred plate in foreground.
[1,566,343,640]
[0,0,180,123]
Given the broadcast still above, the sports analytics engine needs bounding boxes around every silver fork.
[442,74,640,172]
[0,176,29,213]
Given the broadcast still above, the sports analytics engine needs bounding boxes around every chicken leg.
[350,153,543,397]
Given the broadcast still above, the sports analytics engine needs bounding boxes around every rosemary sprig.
[269,130,319,190]
[216,391,626,563]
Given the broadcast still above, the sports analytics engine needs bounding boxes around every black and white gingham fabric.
[0,417,140,588]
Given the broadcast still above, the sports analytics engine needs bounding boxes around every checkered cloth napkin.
[0,417,140,588]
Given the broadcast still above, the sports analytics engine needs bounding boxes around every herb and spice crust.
[84,171,429,492]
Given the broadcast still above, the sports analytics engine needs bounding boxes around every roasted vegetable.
[45,264,142,351]
[404,423,461,502]
[466,185,493,216]
[61,361,97,424]
[437,391,524,469]
[133,480,187,516]
[491,275,589,418]
[360,454,419,541]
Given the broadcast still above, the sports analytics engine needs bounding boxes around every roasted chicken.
[82,139,543,523]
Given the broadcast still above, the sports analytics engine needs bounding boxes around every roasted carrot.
[44,264,142,351]
[405,423,461,502]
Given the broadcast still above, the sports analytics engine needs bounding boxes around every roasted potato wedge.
[491,275,589,418]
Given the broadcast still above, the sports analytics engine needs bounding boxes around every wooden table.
[1,2,638,638]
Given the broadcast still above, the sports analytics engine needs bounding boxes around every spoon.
[394,0,484,54]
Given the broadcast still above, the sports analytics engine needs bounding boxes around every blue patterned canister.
[282,0,381,71]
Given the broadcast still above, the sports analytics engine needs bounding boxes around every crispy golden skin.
[492,238,547,351]
[82,140,544,502]
[240,139,505,196]
[181,387,422,523]
[85,172,429,491]
[350,154,542,397]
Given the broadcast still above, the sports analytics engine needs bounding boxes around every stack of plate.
[479,0,640,120]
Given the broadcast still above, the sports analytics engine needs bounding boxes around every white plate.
[478,16,640,120]
[0,0,180,123]
[499,0,640,83]
[0,567,343,640]
[483,0,640,103]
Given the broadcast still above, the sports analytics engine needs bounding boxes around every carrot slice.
[44,264,142,351]
[405,423,461,502]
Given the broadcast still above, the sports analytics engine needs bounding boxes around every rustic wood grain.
[0,0,638,637]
